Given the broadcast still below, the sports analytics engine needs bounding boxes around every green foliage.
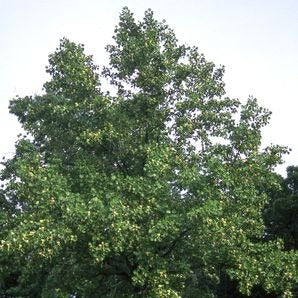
[1,7,297,297]
[264,166,298,251]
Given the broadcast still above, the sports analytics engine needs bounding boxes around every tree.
[1,7,297,297]
[264,166,298,250]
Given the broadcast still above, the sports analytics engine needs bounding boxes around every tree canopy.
[1,7,297,298]
[264,166,298,251]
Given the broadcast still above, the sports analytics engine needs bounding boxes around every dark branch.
[159,229,189,257]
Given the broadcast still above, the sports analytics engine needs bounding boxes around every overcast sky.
[1,0,297,175]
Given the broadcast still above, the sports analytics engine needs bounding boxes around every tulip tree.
[1,7,297,298]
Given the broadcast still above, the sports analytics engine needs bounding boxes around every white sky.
[1,0,297,176]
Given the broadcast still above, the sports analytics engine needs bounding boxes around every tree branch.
[159,229,189,257]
